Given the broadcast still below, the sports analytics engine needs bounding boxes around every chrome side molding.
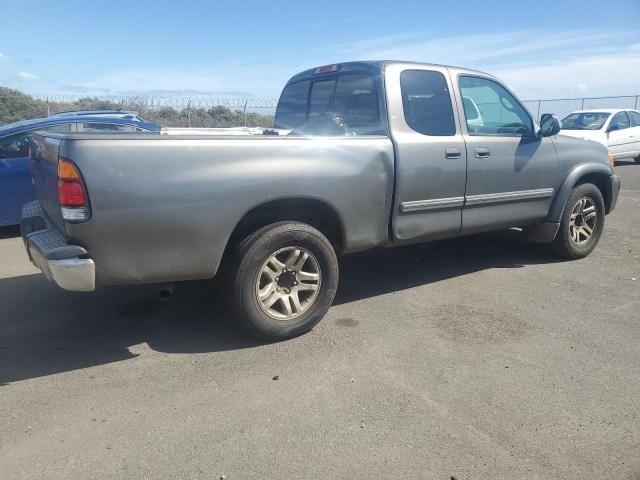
[465,188,554,206]
[400,197,465,213]
[400,188,554,213]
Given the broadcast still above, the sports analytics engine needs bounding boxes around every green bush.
[0,87,47,124]
[0,87,274,128]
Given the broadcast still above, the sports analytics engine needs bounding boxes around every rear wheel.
[550,183,605,259]
[230,222,339,340]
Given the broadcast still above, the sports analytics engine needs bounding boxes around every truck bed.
[30,132,395,285]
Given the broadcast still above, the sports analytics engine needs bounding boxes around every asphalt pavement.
[1,162,638,479]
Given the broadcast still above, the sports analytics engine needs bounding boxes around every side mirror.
[607,124,620,132]
[539,113,561,137]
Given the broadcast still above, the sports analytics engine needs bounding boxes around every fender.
[547,162,614,223]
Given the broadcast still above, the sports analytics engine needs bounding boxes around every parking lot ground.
[1,163,639,480]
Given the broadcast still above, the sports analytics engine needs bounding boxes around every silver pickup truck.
[22,61,620,340]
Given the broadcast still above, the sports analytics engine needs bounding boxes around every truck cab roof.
[285,60,492,85]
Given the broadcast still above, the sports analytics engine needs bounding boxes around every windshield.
[561,112,610,130]
[274,73,384,135]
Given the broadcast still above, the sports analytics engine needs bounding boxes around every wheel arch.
[223,197,346,259]
[547,163,614,222]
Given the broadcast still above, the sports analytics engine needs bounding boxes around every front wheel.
[230,222,339,340]
[550,183,605,260]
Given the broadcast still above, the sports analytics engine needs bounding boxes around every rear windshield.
[561,112,610,130]
[274,73,385,135]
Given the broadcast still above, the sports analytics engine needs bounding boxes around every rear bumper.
[20,201,95,292]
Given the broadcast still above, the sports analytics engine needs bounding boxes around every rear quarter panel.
[62,135,394,285]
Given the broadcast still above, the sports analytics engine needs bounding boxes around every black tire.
[230,222,339,340]
[550,183,605,260]
[635,155,640,164]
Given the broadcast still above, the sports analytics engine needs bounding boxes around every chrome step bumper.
[20,201,95,292]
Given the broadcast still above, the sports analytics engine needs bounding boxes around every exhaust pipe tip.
[158,285,173,301]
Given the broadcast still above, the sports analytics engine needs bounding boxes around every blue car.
[0,113,161,226]
[49,109,149,122]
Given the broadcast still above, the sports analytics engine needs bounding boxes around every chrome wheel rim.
[255,247,321,321]
[569,197,597,245]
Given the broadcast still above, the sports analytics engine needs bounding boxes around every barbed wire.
[20,93,640,115]
[2,90,639,123]
[28,94,278,110]
[3,91,638,112]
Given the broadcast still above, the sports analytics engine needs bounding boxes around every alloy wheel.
[569,197,597,245]
[255,246,321,320]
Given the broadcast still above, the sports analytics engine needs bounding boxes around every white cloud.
[328,29,640,99]
[493,53,640,99]
[94,69,226,93]
[18,71,39,81]
[66,60,293,97]
[33,28,640,101]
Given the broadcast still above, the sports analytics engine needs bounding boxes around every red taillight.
[28,146,33,175]
[57,159,87,206]
[57,158,90,221]
[58,181,86,206]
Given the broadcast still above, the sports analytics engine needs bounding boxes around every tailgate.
[30,133,66,233]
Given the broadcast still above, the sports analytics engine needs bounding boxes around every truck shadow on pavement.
[0,229,555,385]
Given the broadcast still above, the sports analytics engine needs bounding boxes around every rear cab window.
[274,80,310,129]
[274,65,386,136]
[308,80,335,119]
[399,70,456,136]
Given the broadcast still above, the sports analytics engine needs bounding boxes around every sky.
[1,0,639,101]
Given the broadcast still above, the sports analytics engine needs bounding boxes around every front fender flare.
[547,162,613,222]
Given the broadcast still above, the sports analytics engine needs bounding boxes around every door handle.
[475,147,490,158]
[445,148,461,159]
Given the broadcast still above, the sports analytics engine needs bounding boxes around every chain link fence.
[2,90,639,128]
[31,94,278,128]
[0,90,278,128]
[522,95,640,120]
[34,95,640,127]
[32,94,278,110]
